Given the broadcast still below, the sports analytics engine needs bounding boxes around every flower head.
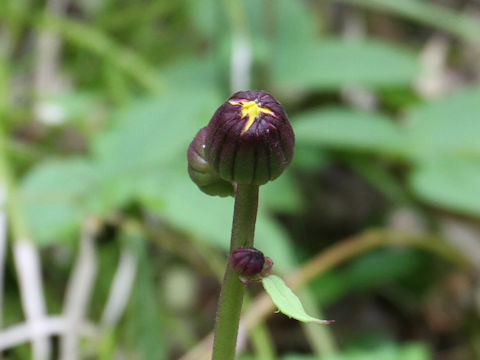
[204,90,294,185]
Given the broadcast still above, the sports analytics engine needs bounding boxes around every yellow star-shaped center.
[229,100,275,134]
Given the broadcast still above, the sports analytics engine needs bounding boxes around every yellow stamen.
[229,100,275,134]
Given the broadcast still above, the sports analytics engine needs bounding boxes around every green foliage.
[20,159,99,243]
[410,158,480,215]
[4,0,480,358]
[262,275,333,324]
[123,244,167,360]
[292,87,480,216]
[38,14,163,92]
[239,342,429,360]
[273,39,419,92]
[270,0,318,45]
[294,108,406,157]
[310,249,430,306]
[404,87,480,161]
[343,0,480,46]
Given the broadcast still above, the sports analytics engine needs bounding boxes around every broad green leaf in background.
[409,158,480,216]
[293,108,406,157]
[404,86,480,162]
[262,275,334,324]
[19,159,100,244]
[273,39,419,93]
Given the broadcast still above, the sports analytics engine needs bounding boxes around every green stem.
[212,184,259,360]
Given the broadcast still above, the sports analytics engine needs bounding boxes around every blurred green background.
[1,0,480,359]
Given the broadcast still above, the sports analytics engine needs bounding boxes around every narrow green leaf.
[262,275,334,324]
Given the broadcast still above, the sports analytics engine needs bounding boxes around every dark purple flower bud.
[204,90,295,185]
[187,127,234,197]
[230,246,266,277]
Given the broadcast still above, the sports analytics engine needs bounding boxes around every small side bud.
[230,246,273,283]
[205,90,295,185]
[187,127,234,197]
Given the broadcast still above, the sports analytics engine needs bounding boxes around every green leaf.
[262,275,334,324]
[405,86,480,161]
[19,159,100,244]
[293,108,406,157]
[409,158,480,216]
[273,39,419,92]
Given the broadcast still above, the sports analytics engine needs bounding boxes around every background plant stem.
[212,184,259,360]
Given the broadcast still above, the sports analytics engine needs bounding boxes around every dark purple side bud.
[187,127,234,197]
[205,90,295,185]
[230,246,265,277]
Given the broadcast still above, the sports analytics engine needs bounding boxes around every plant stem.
[212,184,259,360]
